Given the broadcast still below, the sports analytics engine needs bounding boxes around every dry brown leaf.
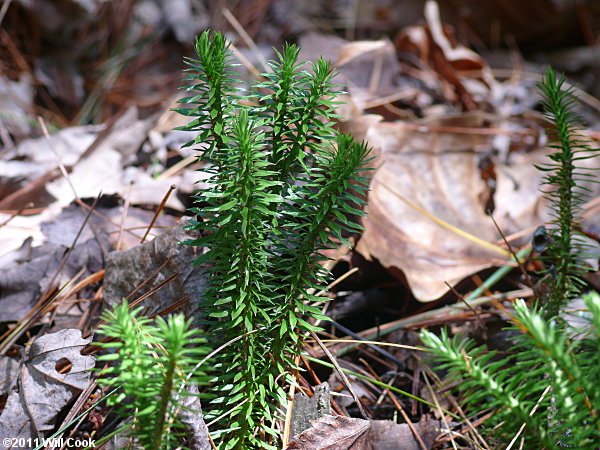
[287,415,369,449]
[357,113,548,301]
[103,221,208,317]
[395,1,495,111]
[299,33,402,112]
[336,41,389,67]
[287,415,442,450]
[424,0,483,66]
[0,329,94,441]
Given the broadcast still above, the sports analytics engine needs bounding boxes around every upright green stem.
[178,31,370,448]
[536,67,594,317]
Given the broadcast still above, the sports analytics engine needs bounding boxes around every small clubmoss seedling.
[96,301,210,449]
[535,67,598,318]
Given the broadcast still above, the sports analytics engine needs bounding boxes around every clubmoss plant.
[535,67,598,318]
[420,68,600,448]
[95,301,210,449]
[420,293,600,448]
[176,31,371,448]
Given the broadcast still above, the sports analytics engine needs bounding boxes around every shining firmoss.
[175,31,371,448]
[420,293,600,448]
[95,301,210,449]
[535,67,598,318]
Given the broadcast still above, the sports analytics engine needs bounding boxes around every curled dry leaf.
[395,1,496,112]
[336,40,390,66]
[424,0,483,68]
[287,415,369,450]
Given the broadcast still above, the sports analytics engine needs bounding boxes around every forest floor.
[1,1,600,448]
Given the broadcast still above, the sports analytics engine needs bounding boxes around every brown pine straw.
[423,362,491,449]
[360,358,428,450]
[140,184,177,243]
[116,182,134,250]
[422,372,459,450]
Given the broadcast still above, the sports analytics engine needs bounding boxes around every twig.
[488,211,534,292]
[361,359,428,450]
[444,281,487,335]
[222,7,270,73]
[324,319,405,368]
[0,202,33,228]
[0,0,13,28]
[506,385,552,450]
[116,182,134,250]
[309,330,369,419]
[422,371,459,450]
[325,288,533,358]
[140,184,176,243]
